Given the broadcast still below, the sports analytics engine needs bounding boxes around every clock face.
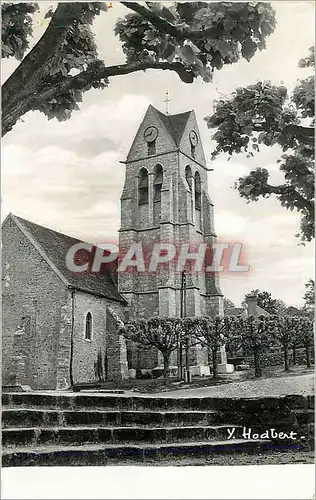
[144,126,158,143]
[189,130,198,147]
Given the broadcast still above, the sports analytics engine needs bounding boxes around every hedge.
[245,347,314,368]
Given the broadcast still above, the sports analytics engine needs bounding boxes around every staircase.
[2,392,314,466]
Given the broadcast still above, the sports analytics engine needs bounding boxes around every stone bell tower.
[118,105,224,368]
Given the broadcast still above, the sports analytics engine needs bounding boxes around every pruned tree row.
[120,315,314,384]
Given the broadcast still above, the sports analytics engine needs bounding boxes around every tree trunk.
[212,348,218,379]
[253,349,262,377]
[185,343,190,382]
[284,345,289,371]
[292,346,296,365]
[306,345,311,369]
[163,353,170,385]
[2,3,85,137]
[207,346,212,377]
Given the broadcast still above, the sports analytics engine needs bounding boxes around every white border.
[1,465,315,500]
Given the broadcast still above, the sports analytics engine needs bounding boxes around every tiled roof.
[156,108,192,146]
[225,305,270,317]
[12,215,126,304]
[225,307,246,317]
[285,306,305,317]
[256,305,271,317]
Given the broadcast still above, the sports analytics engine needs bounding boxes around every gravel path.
[154,374,314,398]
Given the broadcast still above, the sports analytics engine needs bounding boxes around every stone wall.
[68,290,128,385]
[2,217,69,390]
[2,216,129,390]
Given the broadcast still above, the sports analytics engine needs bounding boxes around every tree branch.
[282,124,315,146]
[264,183,314,213]
[35,60,195,104]
[121,1,219,40]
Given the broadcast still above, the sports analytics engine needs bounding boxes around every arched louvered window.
[138,168,149,205]
[194,171,201,210]
[185,165,192,191]
[153,164,163,202]
[85,312,92,340]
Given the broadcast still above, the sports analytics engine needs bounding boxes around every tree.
[242,289,287,315]
[272,316,298,371]
[189,316,231,379]
[290,324,302,366]
[181,317,200,379]
[227,315,274,377]
[297,317,314,369]
[302,279,314,312]
[2,2,277,136]
[120,317,180,384]
[205,46,315,242]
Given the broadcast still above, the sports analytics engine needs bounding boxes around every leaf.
[216,41,231,58]
[241,39,257,61]
[158,40,171,58]
[180,44,197,64]
[160,6,177,22]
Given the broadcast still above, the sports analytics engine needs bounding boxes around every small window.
[138,168,149,205]
[195,171,201,210]
[154,164,163,202]
[85,312,92,340]
[148,140,156,156]
[185,165,192,191]
[191,144,196,158]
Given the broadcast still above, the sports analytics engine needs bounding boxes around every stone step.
[3,393,314,412]
[294,408,315,424]
[2,408,221,429]
[2,425,242,447]
[2,439,276,467]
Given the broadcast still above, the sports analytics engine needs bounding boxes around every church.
[2,105,225,390]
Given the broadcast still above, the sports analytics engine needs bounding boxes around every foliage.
[189,315,233,378]
[270,316,299,370]
[296,317,314,347]
[227,315,275,376]
[296,317,314,368]
[244,347,314,368]
[116,2,276,82]
[242,289,287,315]
[120,316,181,384]
[2,2,38,60]
[2,2,276,135]
[205,46,315,242]
[303,279,314,310]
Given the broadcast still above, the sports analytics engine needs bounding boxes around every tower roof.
[154,108,192,146]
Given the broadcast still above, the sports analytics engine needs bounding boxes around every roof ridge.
[14,214,87,245]
[8,214,126,304]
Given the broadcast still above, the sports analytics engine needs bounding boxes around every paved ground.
[154,373,314,398]
[16,373,314,399]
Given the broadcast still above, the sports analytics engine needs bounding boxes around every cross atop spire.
[163,90,172,115]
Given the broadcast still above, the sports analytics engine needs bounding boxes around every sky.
[2,1,314,307]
